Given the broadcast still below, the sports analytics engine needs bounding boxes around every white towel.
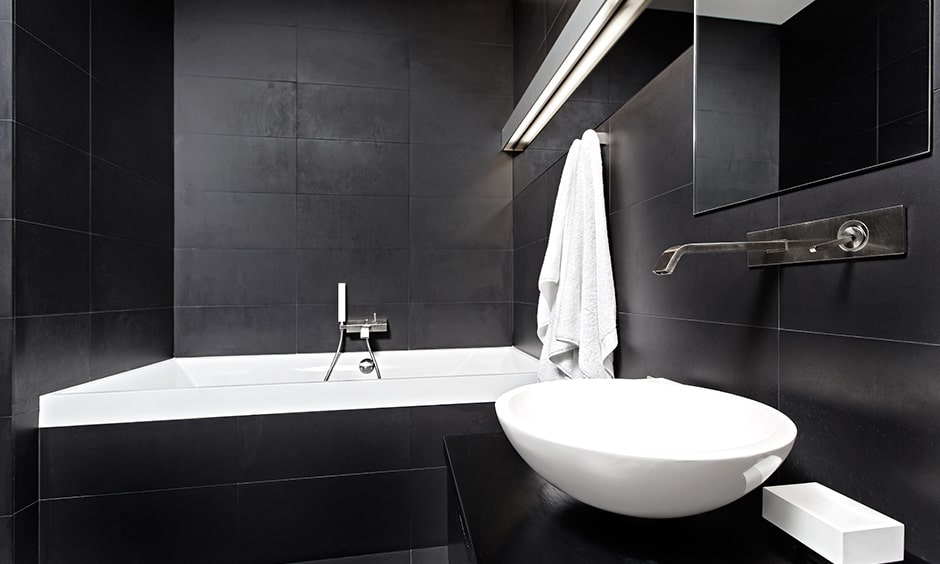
[536,130,618,381]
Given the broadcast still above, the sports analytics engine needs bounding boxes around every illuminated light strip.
[502,0,652,152]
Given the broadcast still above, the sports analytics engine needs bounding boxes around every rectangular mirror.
[694,0,932,214]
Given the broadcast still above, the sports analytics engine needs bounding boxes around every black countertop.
[444,433,924,564]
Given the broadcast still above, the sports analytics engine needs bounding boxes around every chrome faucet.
[651,206,907,276]
[653,240,789,275]
[323,313,388,381]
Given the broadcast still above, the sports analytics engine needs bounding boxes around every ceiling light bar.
[501,0,652,152]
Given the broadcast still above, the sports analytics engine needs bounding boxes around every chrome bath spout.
[653,240,789,275]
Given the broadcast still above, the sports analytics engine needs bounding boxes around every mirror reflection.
[694,0,931,214]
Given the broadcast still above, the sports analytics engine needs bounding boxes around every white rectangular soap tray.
[763,482,904,564]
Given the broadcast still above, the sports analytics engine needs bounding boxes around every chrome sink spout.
[653,240,789,275]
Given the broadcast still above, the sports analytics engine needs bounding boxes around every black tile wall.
[511,9,940,560]
[4,3,173,558]
[175,0,514,355]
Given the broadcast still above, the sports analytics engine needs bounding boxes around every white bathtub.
[39,346,539,428]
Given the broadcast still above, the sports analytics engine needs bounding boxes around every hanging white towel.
[536,130,617,381]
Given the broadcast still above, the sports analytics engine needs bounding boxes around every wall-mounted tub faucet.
[653,206,906,276]
[324,289,388,381]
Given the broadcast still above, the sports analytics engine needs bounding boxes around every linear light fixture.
[501,0,652,152]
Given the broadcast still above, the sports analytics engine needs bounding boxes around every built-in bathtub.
[40,346,538,427]
[37,346,538,563]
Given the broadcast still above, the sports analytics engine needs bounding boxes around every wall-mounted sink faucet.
[653,206,905,276]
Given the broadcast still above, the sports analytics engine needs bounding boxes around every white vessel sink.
[495,378,797,518]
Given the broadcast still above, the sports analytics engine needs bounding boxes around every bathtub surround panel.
[175,0,514,356]
[510,22,940,559]
[41,486,238,564]
[40,402,501,562]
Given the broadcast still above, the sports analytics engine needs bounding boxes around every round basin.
[495,378,797,518]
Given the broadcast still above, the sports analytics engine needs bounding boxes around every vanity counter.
[444,433,922,564]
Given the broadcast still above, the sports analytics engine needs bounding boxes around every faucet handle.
[809,221,869,254]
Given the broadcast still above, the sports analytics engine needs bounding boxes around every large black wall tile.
[238,472,411,563]
[91,3,172,105]
[511,148,566,197]
[297,303,410,353]
[0,319,11,415]
[411,144,512,199]
[513,241,547,305]
[609,49,693,211]
[175,75,296,137]
[297,195,409,249]
[779,331,940,561]
[297,29,408,90]
[41,486,238,564]
[15,0,88,69]
[41,418,238,498]
[0,516,9,563]
[410,90,511,149]
[409,303,511,349]
[0,23,10,121]
[297,84,409,142]
[298,139,409,196]
[12,410,37,511]
[175,305,295,356]
[410,403,501,468]
[12,314,89,414]
[175,19,296,81]
[411,0,512,45]
[13,502,38,564]
[14,30,89,150]
[0,417,10,515]
[90,160,173,246]
[0,222,10,318]
[297,0,409,34]
[14,223,89,316]
[616,314,778,406]
[175,249,296,306]
[512,178,547,249]
[410,198,512,250]
[91,237,173,311]
[175,134,296,194]
[175,0,296,26]
[610,186,779,326]
[0,124,11,217]
[89,309,173,379]
[411,467,448,548]
[176,191,296,249]
[410,250,511,303]
[91,81,172,187]
[410,39,511,98]
[238,408,411,482]
[297,249,408,305]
